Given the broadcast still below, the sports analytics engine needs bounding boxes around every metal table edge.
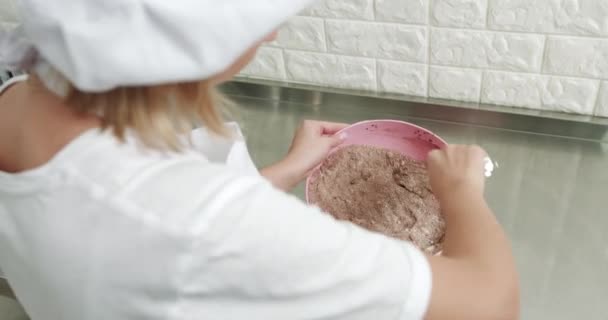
[222,79,608,143]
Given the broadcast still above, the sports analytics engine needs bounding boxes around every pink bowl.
[305,120,448,203]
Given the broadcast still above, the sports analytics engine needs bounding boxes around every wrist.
[437,188,485,211]
[261,158,306,192]
[275,156,308,185]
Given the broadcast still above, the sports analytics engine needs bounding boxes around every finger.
[427,149,442,164]
[328,133,347,148]
[469,145,488,158]
[318,121,350,135]
[468,145,489,169]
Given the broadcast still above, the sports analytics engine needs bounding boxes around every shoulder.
[62,129,269,235]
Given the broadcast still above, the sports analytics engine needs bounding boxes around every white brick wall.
[241,0,608,117]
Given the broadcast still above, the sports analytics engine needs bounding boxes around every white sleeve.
[132,161,432,320]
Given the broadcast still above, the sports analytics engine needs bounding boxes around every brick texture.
[375,0,428,24]
[430,28,545,72]
[326,21,427,61]
[284,50,377,91]
[243,0,608,116]
[240,47,286,80]
[596,82,608,117]
[481,71,600,114]
[377,60,427,96]
[431,0,488,28]
[429,66,482,102]
[488,0,608,37]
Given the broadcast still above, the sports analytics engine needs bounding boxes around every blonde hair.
[64,80,228,151]
[30,63,229,151]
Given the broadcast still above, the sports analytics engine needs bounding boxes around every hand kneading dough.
[309,145,445,254]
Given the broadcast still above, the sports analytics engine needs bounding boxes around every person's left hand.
[261,120,348,191]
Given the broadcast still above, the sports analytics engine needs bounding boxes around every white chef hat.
[0,0,315,93]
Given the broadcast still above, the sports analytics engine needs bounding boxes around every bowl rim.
[305,119,448,203]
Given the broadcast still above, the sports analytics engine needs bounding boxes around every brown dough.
[309,145,445,254]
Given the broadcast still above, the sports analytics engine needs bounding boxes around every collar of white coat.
[0,0,317,92]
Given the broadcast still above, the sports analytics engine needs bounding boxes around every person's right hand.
[426,145,487,203]
[425,145,519,320]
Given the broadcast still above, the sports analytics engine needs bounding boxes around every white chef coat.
[0,77,432,320]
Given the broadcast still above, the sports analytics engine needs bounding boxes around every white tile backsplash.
[481,71,600,114]
[326,21,427,61]
[596,82,608,117]
[544,36,608,79]
[258,1,608,116]
[377,60,427,96]
[272,16,327,52]
[488,0,608,37]
[481,71,546,109]
[431,0,488,29]
[542,77,600,114]
[301,0,375,20]
[429,66,482,102]
[284,50,377,91]
[240,47,286,80]
[430,28,545,72]
[375,0,428,24]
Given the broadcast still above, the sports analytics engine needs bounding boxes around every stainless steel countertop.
[226,79,608,143]
[227,83,608,320]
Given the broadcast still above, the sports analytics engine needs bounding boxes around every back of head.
[0,0,316,149]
